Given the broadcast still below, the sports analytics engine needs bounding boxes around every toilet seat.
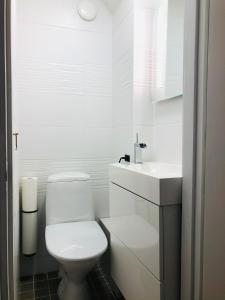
[45,221,107,261]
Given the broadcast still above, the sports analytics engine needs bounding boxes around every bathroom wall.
[112,0,182,164]
[14,0,112,275]
[153,98,183,164]
[152,0,183,165]
[133,0,154,161]
[112,0,134,161]
[112,0,154,162]
[133,0,183,165]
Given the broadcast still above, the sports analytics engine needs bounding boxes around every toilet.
[45,172,108,300]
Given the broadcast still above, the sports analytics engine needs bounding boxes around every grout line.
[32,275,35,299]
[18,19,110,35]
[48,276,51,299]
[47,280,50,299]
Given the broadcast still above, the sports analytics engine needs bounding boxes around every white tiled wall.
[15,0,112,275]
[112,0,134,161]
[153,97,183,164]
[112,0,182,164]
[133,1,154,161]
[132,0,183,164]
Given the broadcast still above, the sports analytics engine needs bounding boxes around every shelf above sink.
[109,162,182,206]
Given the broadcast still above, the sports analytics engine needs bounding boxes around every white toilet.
[45,172,108,300]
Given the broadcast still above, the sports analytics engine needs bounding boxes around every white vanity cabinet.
[101,163,182,300]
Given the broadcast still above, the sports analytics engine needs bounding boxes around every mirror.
[152,0,184,102]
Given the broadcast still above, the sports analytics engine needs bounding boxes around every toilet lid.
[45,221,108,261]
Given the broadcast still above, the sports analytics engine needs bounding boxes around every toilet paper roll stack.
[21,177,38,256]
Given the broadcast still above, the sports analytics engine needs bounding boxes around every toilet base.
[58,277,90,300]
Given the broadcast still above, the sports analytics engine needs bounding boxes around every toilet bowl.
[45,172,108,300]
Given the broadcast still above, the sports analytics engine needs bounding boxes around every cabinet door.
[110,232,161,300]
[109,183,162,280]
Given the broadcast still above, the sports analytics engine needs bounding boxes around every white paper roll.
[21,177,38,212]
[22,212,38,255]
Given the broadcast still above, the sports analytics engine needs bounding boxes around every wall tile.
[93,187,110,218]
[85,64,112,97]
[133,84,154,126]
[153,123,183,164]
[18,93,112,129]
[19,127,113,160]
[133,126,154,161]
[17,0,112,34]
[113,0,133,29]
[113,126,133,162]
[113,12,133,60]
[154,97,183,125]
[18,92,85,127]
[17,23,112,65]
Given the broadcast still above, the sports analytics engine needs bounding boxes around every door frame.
[181,0,200,297]
[0,0,214,299]
[0,0,13,299]
[182,0,210,299]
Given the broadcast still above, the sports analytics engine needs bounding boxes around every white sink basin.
[109,162,182,206]
[113,162,182,179]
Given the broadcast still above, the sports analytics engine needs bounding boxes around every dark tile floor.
[19,265,124,300]
[19,271,60,300]
[87,264,124,300]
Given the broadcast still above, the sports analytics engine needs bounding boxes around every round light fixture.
[77,0,97,22]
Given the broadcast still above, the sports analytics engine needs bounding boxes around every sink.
[109,162,182,206]
[113,162,182,178]
[103,162,182,299]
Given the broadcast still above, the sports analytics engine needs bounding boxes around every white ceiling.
[102,0,121,13]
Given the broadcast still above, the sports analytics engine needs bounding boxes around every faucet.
[134,133,147,164]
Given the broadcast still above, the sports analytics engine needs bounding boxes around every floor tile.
[48,279,60,294]
[34,274,47,282]
[19,283,33,292]
[47,271,58,280]
[34,280,48,290]
[35,288,49,298]
[20,276,33,284]
[50,294,59,300]
[19,290,35,300]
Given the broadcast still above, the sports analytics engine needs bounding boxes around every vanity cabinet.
[101,163,182,300]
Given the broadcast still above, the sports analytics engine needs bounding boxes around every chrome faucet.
[134,133,147,164]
